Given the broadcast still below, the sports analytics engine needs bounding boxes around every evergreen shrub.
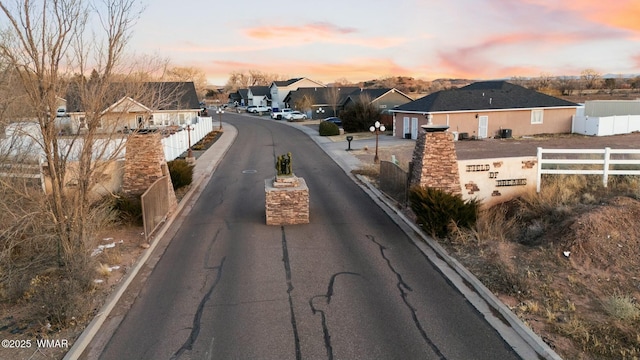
[319,121,340,136]
[408,186,479,238]
[168,159,194,190]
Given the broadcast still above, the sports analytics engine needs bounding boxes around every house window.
[178,113,186,125]
[531,109,543,124]
[79,117,86,129]
[148,115,155,126]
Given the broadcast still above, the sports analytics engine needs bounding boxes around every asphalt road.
[98,113,520,360]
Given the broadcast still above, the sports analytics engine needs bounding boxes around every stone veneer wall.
[409,130,461,195]
[265,177,309,225]
[122,133,177,212]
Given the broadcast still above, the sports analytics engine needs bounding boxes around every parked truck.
[270,108,293,120]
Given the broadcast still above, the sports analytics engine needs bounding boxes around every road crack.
[171,230,225,360]
[281,226,302,360]
[309,272,360,360]
[365,234,446,359]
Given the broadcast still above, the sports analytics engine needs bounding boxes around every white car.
[247,105,271,113]
[284,111,307,121]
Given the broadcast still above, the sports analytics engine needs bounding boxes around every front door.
[478,116,488,139]
[403,117,410,138]
[411,117,419,139]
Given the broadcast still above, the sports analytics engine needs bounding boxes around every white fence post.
[536,147,543,193]
[603,147,611,187]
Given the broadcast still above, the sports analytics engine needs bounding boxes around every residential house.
[247,86,272,107]
[64,81,203,134]
[343,88,413,126]
[228,88,249,106]
[391,81,579,140]
[228,91,242,106]
[342,88,413,111]
[285,87,414,120]
[285,87,360,119]
[269,77,325,111]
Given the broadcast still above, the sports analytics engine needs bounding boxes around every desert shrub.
[603,294,640,320]
[25,267,94,327]
[319,121,340,136]
[111,194,143,225]
[168,159,194,190]
[408,186,479,238]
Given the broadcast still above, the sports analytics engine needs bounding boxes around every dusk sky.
[130,0,640,85]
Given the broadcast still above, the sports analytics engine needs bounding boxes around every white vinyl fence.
[572,114,640,136]
[536,147,640,192]
[161,117,213,161]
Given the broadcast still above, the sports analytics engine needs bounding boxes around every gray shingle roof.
[273,78,303,87]
[395,81,578,113]
[249,86,271,98]
[66,81,200,112]
[285,87,360,105]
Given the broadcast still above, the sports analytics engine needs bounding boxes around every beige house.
[392,81,579,140]
[63,82,203,134]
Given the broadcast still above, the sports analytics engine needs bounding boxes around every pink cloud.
[245,22,357,40]
[522,0,640,33]
[242,22,405,49]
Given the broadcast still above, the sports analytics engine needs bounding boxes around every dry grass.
[442,175,640,359]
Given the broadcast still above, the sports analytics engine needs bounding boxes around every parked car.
[322,117,342,127]
[271,108,293,120]
[284,111,307,121]
[247,105,271,113]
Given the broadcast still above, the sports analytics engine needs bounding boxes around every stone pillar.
[122,133,177,212]
[265,175,309,225]
[409,126,461,195]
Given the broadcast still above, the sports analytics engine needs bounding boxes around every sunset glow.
[130,0,640,85]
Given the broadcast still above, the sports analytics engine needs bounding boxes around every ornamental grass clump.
[409,186,479,238]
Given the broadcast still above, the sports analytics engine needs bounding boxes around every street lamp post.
[216,108,224,130]
[316,107,325,119]
[186,124,193,159]
[369,120,386,163]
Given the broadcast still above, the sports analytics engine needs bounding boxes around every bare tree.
[533,72,554,90]
[556,76,577,96]
[509,76,529,88]
[326,85,343,117]
[223,70,285,92]
[163,65,208,98]
[581,68,602,90]
[294,94,314,115]
[0,0,148,322]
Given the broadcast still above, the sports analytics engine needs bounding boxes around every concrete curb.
[63,123,238,360]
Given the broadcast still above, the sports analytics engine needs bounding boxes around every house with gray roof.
[269,77,325,111]
[65,81,203,134]
[247,86,272,107]
[284,87,360,118]
[285,87,413,119]
[343,88,413,114]
[391,81,579,139]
